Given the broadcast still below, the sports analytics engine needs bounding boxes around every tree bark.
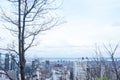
[18,0,25,80]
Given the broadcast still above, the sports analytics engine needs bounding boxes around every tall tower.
[0,53,2,66]
[11,55,16,70]
[0,53,2,70]
[45,60,50,72]
[5,54,9,71]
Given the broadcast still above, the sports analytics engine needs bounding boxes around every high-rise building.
[0,53,2,69]
[8,70,17,80]
[5,54,9,71]
[73,60,87,80]
[10,55,15,70]
[45,60,50,73]
[32,59,39,69]
[70,67,74,80]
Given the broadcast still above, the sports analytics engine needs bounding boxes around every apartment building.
[73,60,87,80]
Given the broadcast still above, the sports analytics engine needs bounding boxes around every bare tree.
[0,0,63,80]
[91,43,120,80]
[104,43,120,80]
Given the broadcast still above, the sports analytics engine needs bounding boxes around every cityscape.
[0,0,120,80]
[0,53,120,80]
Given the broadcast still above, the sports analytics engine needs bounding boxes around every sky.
[1,0,120,58]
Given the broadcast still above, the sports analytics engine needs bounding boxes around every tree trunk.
[18,0,25,80]
[20,54,25,80]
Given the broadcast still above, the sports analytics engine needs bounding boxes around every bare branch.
[113,43,119,55]
[24,35,36,52]
[8,0,18,3]
[0,48,18,55]
[3,24,18,33]
[0,66,13,80]
[10,54,19,67]
[103,44,112,56]
[0,8,18,26]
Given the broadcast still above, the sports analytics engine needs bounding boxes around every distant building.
[0,70,7,79]
[0,78,9,80]
[45,60,50,73]
[70,67,74,80]
[32,59,40,69]
[5,54,9,71]
[52,69,63,80]
[0,53,3,70]
[0,53,2,66]
[7,70,17,80]
[10,55,16,70]
[0,70,15,80]
[73,60,87,80]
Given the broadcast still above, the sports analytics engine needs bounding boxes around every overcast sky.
[1,0,120,58]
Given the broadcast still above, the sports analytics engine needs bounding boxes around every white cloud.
[1,0,120,57]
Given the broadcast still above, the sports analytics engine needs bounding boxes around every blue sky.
[1,0,120,58]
